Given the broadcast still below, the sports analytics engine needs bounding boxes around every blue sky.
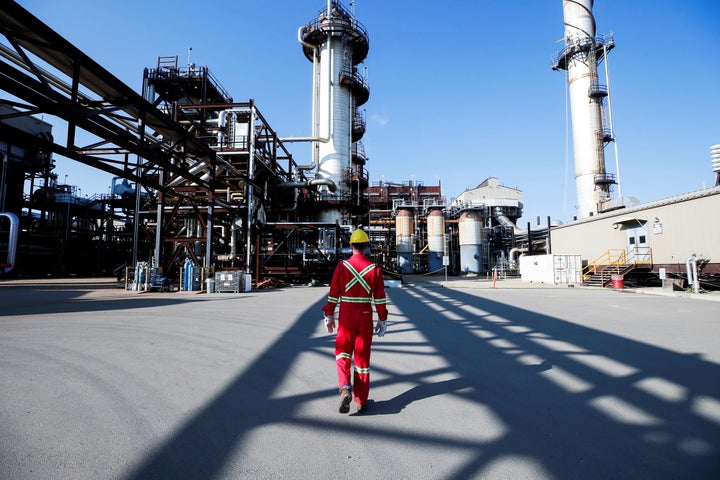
[13,0,720,224]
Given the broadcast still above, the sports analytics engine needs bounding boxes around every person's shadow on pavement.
[352,377,475,416]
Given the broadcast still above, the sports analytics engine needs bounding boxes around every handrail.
[628,246,653,265]
[582,247,653,281]
[582,249,626,279]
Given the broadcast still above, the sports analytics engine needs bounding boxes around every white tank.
[459,211,482,273]
[396,209,414,273]
[396,209,413,253]
[427,209,444,252]
[427,209,445,272]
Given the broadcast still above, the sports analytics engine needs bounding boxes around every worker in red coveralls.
[322,229,388,414]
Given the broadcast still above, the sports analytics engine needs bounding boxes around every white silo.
[396,209,414,273]
[459,210,482,274]
[553,0,615,218]
[427,208,445,273]
[300,1,370,224]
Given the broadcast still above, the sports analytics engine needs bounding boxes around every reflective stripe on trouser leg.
[335,352,352,391]
[351,320,373,405]
[335,307,374,404]
[353,364,370,405]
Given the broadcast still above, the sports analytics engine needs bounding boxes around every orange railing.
[582,248,653,281]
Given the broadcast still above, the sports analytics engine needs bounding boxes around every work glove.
[374,320,386,337]
[323,315,335,334]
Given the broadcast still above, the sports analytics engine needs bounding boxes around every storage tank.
[427,208,445,273]
[459,210,482,273]
[396,209,414,273]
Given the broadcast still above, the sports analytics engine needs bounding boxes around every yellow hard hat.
[349,229,370,244]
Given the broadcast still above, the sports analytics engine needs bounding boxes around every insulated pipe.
[494,207,524,235]
[508,247,526,269]
[686,255,696,294]
[154,169,164,268]
[686,254,704,294]
[216,108,252,149]
[245,105,257,275]
[166,162,209,187]
[278,177,337,192]
[281,27,331,173]
[217,110,227,146]
[230,218,241,258]
[603,42,621,199]
[692,257,700,294]
[0,212,18,273]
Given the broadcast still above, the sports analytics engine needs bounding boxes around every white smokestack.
[555,0,614,218]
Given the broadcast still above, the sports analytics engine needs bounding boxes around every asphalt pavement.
[1,277,719,479]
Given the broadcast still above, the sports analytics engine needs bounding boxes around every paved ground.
[1,277,719,479]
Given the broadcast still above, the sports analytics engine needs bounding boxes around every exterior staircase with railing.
[582,248,653,287]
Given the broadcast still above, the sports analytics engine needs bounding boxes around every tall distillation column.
[552,0,615,218]
[301,0,370,225]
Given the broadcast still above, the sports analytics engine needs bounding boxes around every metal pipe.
[279,136,329,143]
[508,247,525,270]
[0,212,19,273]
[685,253,705,293]
[685,256,694,293]
[245,105,257,274]
[283,27,331,171]
[230,218,240,259]
[217,110,227,146]
[166,162,209,187]
[685,254,704,294]
[603,42,622,199]
[154,169,164,268]
[279,177,337,192]
[204,154,215,272]
[494,207,524,235]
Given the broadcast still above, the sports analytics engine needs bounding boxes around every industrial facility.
[1,0,718,292]
[0,1,375,288]
[544,0,720,289]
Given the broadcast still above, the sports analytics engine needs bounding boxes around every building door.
[625,223,651,264]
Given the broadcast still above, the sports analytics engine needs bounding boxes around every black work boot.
[338,389,352,414]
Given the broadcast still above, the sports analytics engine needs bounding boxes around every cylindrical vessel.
[459,211,483,274]
[316,33,352,223]
[427,209,445,273]
[301,3,370,225]
[396,209,414,273]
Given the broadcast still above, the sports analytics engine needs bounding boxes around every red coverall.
[323,252,388,406]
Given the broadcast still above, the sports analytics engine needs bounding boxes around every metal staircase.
[582,248,653,287]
